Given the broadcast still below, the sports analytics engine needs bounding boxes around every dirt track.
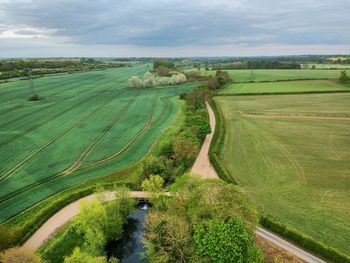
[191,102,219,178]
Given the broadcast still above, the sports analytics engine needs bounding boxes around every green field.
[200,69,349,82]
[0,65,195,221]
[215,93,350,255]
[219,80,350,94]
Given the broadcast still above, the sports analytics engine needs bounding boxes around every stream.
[106,202,149,263]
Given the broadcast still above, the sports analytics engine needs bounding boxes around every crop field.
[0,65,196,221]
[200,69,349,82]
[215,93,350,255]
[218,79,350,94]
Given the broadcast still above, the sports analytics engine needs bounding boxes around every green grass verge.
[212,93,350,262]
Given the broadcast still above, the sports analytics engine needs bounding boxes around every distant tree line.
[212,61,301,70]
[0,59,128,80]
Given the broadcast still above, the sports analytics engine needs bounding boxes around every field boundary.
[209,97,350,263]
[216,89,350,97]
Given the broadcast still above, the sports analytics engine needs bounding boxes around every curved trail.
[22,102,326,263]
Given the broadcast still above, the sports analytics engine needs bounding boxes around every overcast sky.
[0,0,349,57]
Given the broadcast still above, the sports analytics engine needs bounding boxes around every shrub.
[128,76,142,88]
[194,218,263,263]
[0,247,44,263]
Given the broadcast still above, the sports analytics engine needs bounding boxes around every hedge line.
[216,89,350,97]
[208,97,350,263]
[208,99,237,184]
[260,216,350,263]
[232,77,332,84]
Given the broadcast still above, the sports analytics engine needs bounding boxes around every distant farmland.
[218,79,350,94]
[201,69,349,82]
[0,65,195,220]
[215,93,350,255]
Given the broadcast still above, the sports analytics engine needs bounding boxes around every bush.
[0,247,44,263]
[28,94,40,101]
[194,218,263,263]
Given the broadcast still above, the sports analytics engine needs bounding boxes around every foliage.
[143,174,261,263]
[143,72,156,87]
[0,224,15,251]
[128,75,142,88]
[193,218,263,263]
[63,247,107,263]
[153,60,175,70]
[0,247,44,263]
[215,70,231,86]
[141,175,164,193]
[73,188,135,256]
[156,66,169,77]
[339,70,350,82]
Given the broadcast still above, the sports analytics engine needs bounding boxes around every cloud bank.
[0,0,349,57]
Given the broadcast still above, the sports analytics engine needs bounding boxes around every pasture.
[215,93,350,255]
[0,65,195,220]
[218,79,350,94]
[201,69,349,82]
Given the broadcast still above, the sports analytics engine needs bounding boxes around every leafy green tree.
[73,200,108,255]
[64,247,107,263]
[193,218,263,263]
[141,175,164,193]
[173,136,199,164]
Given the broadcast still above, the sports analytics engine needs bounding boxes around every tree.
[153,60,175,70]
[0,247,44,263]
[193,218,263,263]
[173,136,199,164]
[205,76,219,90]
[143,72,156,88]
[141,175,164,193]
[216,70,231,86]
[339,70,350,82]
[157,66,169,77]
[64,248,107,263]
[170,73,187,85]
[128,76,142,88]
[73,200,108,255]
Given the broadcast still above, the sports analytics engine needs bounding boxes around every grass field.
[218,80,350,94]
[215,93,350,255]
[199,69,349,82]
[0,65,196,221]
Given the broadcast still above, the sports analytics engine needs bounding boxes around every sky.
[0,0,349,57]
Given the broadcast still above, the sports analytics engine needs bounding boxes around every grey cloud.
[0,0,349,56]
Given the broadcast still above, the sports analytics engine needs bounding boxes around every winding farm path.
[24,101,327,263]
